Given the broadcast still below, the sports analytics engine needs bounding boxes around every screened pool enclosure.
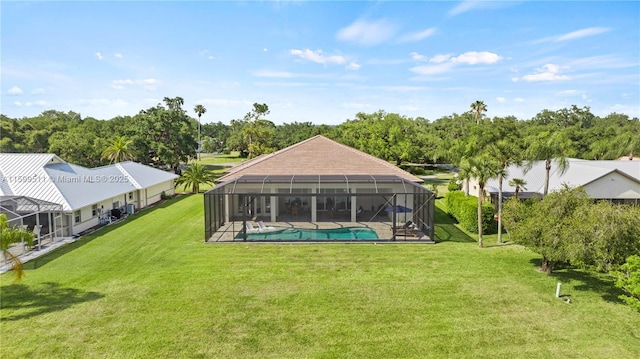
[204,174,435,242]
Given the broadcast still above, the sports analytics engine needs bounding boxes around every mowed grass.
[1,195,639,358]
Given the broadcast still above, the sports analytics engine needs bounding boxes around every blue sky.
[2,1,639,125]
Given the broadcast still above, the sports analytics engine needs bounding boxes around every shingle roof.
[216,135,422,183]
[0,153,179,211]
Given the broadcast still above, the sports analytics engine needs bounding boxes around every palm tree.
[1,213,34,281]
[524,131,573,195]
[193,104,207,161]
[509,178,527,200]
[461,155,502,248]
[488,140,521,243]
[101,136,134,164]
[175,162,216,193]
[470,100,487,125]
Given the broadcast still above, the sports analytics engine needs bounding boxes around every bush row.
[445,190,495,233]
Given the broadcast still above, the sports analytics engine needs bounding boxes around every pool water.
[236,227,379,241]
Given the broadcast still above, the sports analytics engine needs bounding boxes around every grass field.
[2,195,638,358]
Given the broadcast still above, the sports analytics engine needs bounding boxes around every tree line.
[1,99,638,172]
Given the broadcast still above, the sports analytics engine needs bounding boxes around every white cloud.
[555,27,610,42]
[114,53,123,58]
[449,1,482,16]
[520,64,569,82]
[410,52,428,61]
[336,18,397,46]
[25,100,50,107]
[111,78,161,91]
[514,97,525,103]
[290,49,345,65]
[429,54,452,63]
[14,101,22,106]
[496,97,506,103]
[341,102,370,109]
[31,88,46,94]
[263,48,268,52]
[77,98,128,107]
[346,62,361,71]
[95,52,104,60]
[398,28,436,42]
[451,51,502,64]
[8,86,23,95]
[253,70,294,78]
[208,56,215,60]
[410,62,455,75]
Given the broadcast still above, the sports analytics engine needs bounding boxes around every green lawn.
[1,195,639,358]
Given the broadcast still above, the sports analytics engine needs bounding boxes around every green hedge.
[445,190,495,233]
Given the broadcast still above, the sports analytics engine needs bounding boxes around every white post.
[555,282,562,298]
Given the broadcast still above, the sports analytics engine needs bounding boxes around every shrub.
[614,255,640,313]
[445,190,495,233]
[447,180,460,192]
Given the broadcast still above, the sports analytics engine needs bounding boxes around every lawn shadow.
[0,282,104,321]
[24,194,193,270]
[433,206,475,243]
[528,258,624,304]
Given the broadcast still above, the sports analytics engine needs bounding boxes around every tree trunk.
[544,159,551,195]
[497,175,503,244]
[478,185,483,248]
[540,256,554,274]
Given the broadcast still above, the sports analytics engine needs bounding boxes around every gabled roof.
[485,158,640,196]
[216,135,422,183]
[0,153,179,211]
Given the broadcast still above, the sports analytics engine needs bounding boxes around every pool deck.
[207,220,435,243]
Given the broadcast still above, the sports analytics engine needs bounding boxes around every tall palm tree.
[194,104,207,161]
[488,140,521,243]
[509,178,527,200]
[524,131,573,195]
[1,213,34,281]
[461,155,502,248]
[175,162,216,193]
[101,136,134,164]
[470,100,487,125]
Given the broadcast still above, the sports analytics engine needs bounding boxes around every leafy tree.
[508,178,527,200]
[524,131,575,195]
[102,136,135,164]
[568,201,640,272]
[201,121,231,153]
[470,100,487,125]
[1,213,34,280]
[175,162,216,193]
[502,187,590,273]
[614,255,640,313]
[193,104,207,160]
[133,97,197,171]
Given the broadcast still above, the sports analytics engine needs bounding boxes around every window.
[128,192,133,200]
[113,201,120,209]
[92,204,98,217]
[74,210,81,224]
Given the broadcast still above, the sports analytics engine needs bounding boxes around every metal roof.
[485,158,640,195]
[0,154,179,212]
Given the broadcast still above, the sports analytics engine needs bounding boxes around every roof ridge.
[115,163,142,189]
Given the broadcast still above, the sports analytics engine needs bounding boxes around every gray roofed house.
[205,135,435,242]
[473,158,640,205]
[0,153,179,236]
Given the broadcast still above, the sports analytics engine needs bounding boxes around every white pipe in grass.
[556,282,562,298]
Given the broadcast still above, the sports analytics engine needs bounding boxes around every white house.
[0,153,179,236]
[470,158,640,205]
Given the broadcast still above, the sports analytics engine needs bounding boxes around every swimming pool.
[235,227,379,241]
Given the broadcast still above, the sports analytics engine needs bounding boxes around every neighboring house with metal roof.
[469,158,640,205]
[0,153,179,236]
[204,135,435,242]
